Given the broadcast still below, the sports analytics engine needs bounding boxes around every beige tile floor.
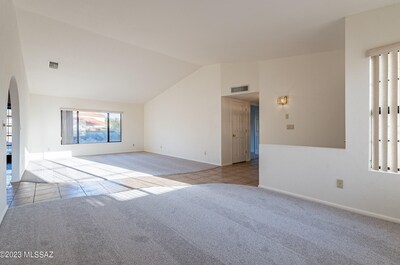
[7,159,259,208]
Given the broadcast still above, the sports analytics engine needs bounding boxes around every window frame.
[60,109,122,145]
[367,41,400,173]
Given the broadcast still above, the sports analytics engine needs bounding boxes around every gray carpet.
[1,184,400,265]
[21,152,217,183]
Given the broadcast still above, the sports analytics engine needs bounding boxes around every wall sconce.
[277,96,288,105]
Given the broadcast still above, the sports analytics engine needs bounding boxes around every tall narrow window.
[368,42,400,173]
[61,110,121,144]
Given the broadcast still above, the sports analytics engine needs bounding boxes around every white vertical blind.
[398,51,400,171]
[388,51,398,172]
[379,53,388,172]
[371,56,379,170]
[369,43,400,173]
[61,110,74,145]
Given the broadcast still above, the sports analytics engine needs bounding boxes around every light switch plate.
[337,179,344,189]
[286,124,295,130]
[285,114,289,119]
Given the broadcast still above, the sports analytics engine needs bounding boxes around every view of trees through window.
[61,110,121,144]
[109,113,122,142]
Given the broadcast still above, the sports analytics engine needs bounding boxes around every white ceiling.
[14,0,400,103]
[15,9,198,103]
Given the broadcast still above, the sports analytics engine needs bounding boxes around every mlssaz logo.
[24,251,54,259]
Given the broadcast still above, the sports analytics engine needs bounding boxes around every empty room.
[1,0,400,264]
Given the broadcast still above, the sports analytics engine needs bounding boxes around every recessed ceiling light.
[49,61,59,69]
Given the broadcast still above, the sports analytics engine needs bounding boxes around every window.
[368,42,400,173]
[61,110,121,144]
[109,113,122,142]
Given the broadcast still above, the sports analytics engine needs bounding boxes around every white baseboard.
[0,205,9,225]
[259,185,400,224]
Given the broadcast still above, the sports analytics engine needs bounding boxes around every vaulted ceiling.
[14,0,400,103]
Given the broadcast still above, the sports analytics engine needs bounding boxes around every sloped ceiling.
[15,8,199,103]
[14,0,400,103]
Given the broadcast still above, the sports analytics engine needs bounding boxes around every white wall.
[0,0,30,223]
[259,4,400,222]
[221,62,259,96]
[260,50,345,148]
[144,65,221,165]
[28,94,144,159]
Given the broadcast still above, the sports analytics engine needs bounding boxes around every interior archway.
[7,77,20,183]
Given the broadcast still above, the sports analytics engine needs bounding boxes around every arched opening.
[6,77,20,184]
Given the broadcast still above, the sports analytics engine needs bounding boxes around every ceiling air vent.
[231,85,248,93]
[49,61,59,70]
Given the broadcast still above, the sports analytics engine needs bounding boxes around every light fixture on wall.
[277,96,288,105]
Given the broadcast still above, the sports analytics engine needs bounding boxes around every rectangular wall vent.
[49,61,59,69]
[231,85,249,93]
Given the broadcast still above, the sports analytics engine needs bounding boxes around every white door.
[254,108,259,157]
[232,101,248,163]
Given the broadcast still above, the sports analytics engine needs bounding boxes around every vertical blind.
[368,42,400,173]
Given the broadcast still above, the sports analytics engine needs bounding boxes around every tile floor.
[7,159,258,208]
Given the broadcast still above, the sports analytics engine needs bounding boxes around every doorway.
[221,92,259,165]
